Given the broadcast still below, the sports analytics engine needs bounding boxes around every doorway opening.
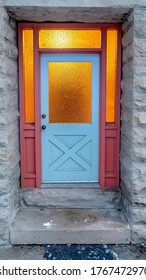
[18,24,121,188]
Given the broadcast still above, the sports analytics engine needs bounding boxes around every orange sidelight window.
[23,29,35,123]
[106,29,118,123]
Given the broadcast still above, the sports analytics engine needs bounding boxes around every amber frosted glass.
[23,30,34,123]
[39,29,101,49]
[106,29,117,123]
[49,62,92,123]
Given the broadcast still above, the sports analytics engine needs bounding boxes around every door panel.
[41,54,99,182]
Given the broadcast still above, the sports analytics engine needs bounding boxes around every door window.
[49,62,92,123]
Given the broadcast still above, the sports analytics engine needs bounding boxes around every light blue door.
[41,54,99,183]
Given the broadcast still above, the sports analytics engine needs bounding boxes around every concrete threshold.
[10,208,131,245]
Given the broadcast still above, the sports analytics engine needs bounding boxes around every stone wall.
[0,1,146,244]
[121,7,146,243]
[0,7,19,244]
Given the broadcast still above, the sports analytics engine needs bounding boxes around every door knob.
[42,114,46,119]
[42,125,46,130]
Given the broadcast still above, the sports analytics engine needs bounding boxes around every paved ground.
[0,244,146,260]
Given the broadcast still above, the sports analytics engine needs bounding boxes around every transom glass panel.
[39,29,101,49]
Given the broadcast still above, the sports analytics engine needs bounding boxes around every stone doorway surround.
[0,0,146,244]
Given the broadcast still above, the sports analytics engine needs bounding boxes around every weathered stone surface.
[0,227,9,245]
[122,192,146,224]
[132,225,146,244]
[122,60,134,77]
[135,23,146,39]
[0,39,18,59]
[122,26,134,48]
[0,55,17,75]
[134,58,146,76]
[3,0,146,7]
[0,6,19,245]
[10,208,130,245]
[0,75,18,91]
[121,8,146,240]
[121,77,134,94]
[0,21,16,43]
[134,76,146,90]
[4,6,130,23]
[20,186,121,209]
[130,208,146,224]
[134,8,146,22]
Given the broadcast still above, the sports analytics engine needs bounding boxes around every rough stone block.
[10,208,130,245]
[130,208,146,224]
[134,8,146,23]
[132,127,146,144]
[122,59,134,77]
[121,77,134,94]
[132,193,146,205]
[121,107,133,125]
[134,39,146,57]
[0,20,16,43]
[133,91,146,110]
[0,55,17,75]
[137,112,146,125]
[0,111,6,126]
[0,39,18,59]
[134,76,146,90]
[122,44,134,64]
[122,11,134,33]
[0,227,10,245]
[0,180,16,195]
[0,74,18,91]
[0,7,9,22]
[132,225,146,244]
[6,110,19,126]
[134,58,146,76]
[0,207,13,225]
[135,23,146,39]
[122,25,134,48]
[20,186,121,209]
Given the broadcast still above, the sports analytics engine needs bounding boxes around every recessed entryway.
[19,24,121,188]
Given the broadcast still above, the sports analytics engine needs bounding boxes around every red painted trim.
[99,27,106,187]
[18,25,26,187]
[18,23,121,29]
[38,49,102,53]
[104,27,121,188]
[19,26,37,188]
[116,27,122,186]
[34,27,42,188]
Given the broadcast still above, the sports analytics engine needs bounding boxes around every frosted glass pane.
[49,62,92,123]
[39,29,101,49]
[23,30,34,123]
[106,29,117,123]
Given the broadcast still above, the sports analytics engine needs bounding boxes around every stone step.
[20,184,121,209]
[10,208,130,244]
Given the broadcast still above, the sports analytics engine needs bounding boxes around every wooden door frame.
[18,23,121,188]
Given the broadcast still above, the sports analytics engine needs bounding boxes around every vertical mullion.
[34,26,42,187]
[115,27,122,185]
[99,27,106,187]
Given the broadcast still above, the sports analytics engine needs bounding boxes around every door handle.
[42,125,46,130]
[42,114,46,119]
